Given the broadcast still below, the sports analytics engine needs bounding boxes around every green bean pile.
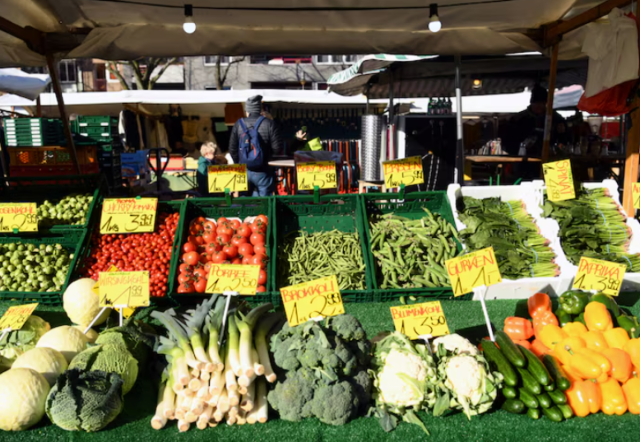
[279,229,366,290]
[369,209,460,289]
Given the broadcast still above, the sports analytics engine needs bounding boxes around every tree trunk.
[216,58,223,90]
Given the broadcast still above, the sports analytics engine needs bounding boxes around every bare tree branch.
[215,56,245,90]
[105,62,129,90]
[149,57,179,90]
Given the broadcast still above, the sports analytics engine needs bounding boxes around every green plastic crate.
[75,116,118,127]
[168,197,274,299]
[273,194,372,304]
[0,230,87,306]
[360,191,471,302]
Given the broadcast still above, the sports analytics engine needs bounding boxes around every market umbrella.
[0,68,50,100]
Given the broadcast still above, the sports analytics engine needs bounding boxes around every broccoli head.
[328,314,366,342]
[350,369,373,413]
[270,333,302,372]
[349,339,372,368]
[268,368,316,421]
[333,336,358,377]
[310,381,360,425]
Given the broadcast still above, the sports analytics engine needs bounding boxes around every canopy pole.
[541,43,559,163]
[46,54,81,175]
[454,55,464,184]
[622,11,640,216]
[389,70,395,160]
[36,96,41,117]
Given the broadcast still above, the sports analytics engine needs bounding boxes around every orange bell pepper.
[503,316,534,341]
[601,348,632,384]
[570,347,609,381]
[623,338,640,370]
[514,339,532,351]
[533,310,559,338]
[603,327,631,350]
[563,322,588,338]
[531,339,551,358]
[584,302,613,332]
[539,324,568,350]
[528,292,551,318]
[583,331,609,351]
[599,377,627,415]
[566,379,602,417]
[553,336,586,366]
[622,375,640,414]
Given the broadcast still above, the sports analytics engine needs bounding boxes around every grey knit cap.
[245,95,263,114]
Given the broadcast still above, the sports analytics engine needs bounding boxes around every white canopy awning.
[0,68,50,100]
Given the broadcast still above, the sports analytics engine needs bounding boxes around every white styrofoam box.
[447,183,574,300]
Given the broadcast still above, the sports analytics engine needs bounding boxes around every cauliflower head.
[377,349,428,407]
[432,333,478,356]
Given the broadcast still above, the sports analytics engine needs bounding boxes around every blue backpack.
[238,117,266,169]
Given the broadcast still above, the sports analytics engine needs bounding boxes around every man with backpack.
[229,95,283,196]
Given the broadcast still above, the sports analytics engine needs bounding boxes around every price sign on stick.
[446,247,502,297]
[206,264,260,295]
[543,159,576,202]
[0,203,37,232]
[390,301,449,340]
[383,156,424,189]
[297,161,337,191]
[0,303,38,332]
[573,257,626,297]
[92,265,135,318]
[280,275,345,327]
[633,183,640,209]
[208,164,248,193]
[100,198,157,234]
[99,271,150,308]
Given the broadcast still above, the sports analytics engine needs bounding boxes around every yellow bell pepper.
[601,348,632,384]
[563,322,588,338]
[539,324,568,350]
[563,363,584,382]
[570,347,609,381]
[623,375,640,414]
[623,338,640,371]
[584,302,614,332]
[603,327,630,350]
[583,331,609,352]
[553,336,586,366]
[567,379,602,417]
[599,377,627,415]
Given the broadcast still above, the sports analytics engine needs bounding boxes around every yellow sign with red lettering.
[208,164,248,193]
[296,161,337,191]
[383,156,424,189]
[99,271,150,308]
[573,257,626,297]
[445,247,502,297]
[206,264,260,295]
[390,301,449,340]
[633,183,640,209]
[543,159,576,202]
[0,303,38,331]
[100,198,157,234]
[0,203,37,232]
[280,275,345,327]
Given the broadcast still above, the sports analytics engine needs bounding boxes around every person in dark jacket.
[228,95,283,196]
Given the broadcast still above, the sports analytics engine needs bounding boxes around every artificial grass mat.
[2,296,640,442]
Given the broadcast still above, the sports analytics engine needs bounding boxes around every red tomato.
[179,263,191,273]
[204,220,216,233]
[194,278,208,293]
[216,233,232,246]
[205,243,219,255]
[250,222,265,234]
[258,269,267,285]
[212,251,228,264]
[255,214,268,226]
[202,233,216,244]
[256,285,267,293]
[242,255,253,265]
[238,243,254,258]
[183,251,200,266]
[199,253,210,264]
[217,217,229,225]
[204,262,213,273]
[237,224,252,238]
[230,219,241,230]
[253,244,266,256]
[250,233,265,246]
[217,225,234,236]
[231,258,242,264]
[177,281,195,293]
[194,236,205,245]
[195,216,207,224]
[223,245,238,259]
[251,254,268,269]
[188,235,199,244]
[183,242,197,253]
[178,273,192,284]
[231,235,248,247]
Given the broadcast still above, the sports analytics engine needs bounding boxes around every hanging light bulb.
[183,4,196,34]
[429,3,441,33]
[473,79,483,89]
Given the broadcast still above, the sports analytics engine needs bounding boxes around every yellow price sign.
[296,161,337,191]
[543,159,576,202]
[383,156,424,189]
[280,275,345,327]
[92,265,135,318]
[633,183,640,209]
[445,247,502,297]
[573,257,626,297]
[0,203,38,233]
[390,301,449,340]
[208,164,248,193]
[206,264,260,295]
[100,198,157,234]
[99,271,150,308]
[0,303,38,331]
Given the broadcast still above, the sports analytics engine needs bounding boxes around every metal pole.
[542,43,559,163]
[454,55,464,184]
[388,70,395,160]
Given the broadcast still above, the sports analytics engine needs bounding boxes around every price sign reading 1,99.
[296,161,337,191]
[100,198,157,234]
[99,271,150,308]
[0,203,38,232]
[383,156,425,189]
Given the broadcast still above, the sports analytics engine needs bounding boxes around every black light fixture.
[183,4,196,34]
[429,3,441,33]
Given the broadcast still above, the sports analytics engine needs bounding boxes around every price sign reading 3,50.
[445,247,502,297]
[383,156,425,189]
[0,303,38,331]
[208,164,249,193]
[543,159,576,202]
[99,271,150,308]
[390,301,449,340]
[573,257,626,297]
[206,264,260,296]
[296,161,337,191]
[281,275,345,327]
[100,198,157,234]
[0,203,38,233]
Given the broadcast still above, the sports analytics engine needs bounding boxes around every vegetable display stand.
[273,194,372,303]
[0,229,87,306]
[360,191,467,301]
[168,197,274,304]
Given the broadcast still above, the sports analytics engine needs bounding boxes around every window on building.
[250,55,312,64]
[251,82,306,90]
[59,60,77,83]
[204,56,233,65]
[315,55,358,64]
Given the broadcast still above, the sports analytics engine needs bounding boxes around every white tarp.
[0,68,50,100]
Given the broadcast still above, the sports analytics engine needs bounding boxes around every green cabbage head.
[69,343,138,394]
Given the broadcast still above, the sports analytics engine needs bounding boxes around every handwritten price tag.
[99,271,150,308]
[543,159,576,202]
[92,265,134,318]
[208,164,249,193]
[445,247,502,297]
[206,264,260,295]
[100,198,157,234]
[633,183,640,209]
[0,303,38,331]
[280,275,345,327]
[573,257,626,297]
[0,203,38,232]
[383,156,424,189]
[390,301,449,340]
[296,161,337,191]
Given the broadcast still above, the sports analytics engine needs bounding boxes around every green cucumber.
[542,405,564,422]
[482,340,518,387]
[502,399,526,414]
[518,388,539,409]
[527,407,541,420]
[495,331,526,368]
[517,367,542,395]
[542,354,571,391]
[548,389,567,405]
[518,344,552,386]
[537,392,552,409]
[502,387,517,399]
[544,382,556,392]
[557,404,574,419]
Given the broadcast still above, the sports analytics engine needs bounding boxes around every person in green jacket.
[197,141,226,196]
